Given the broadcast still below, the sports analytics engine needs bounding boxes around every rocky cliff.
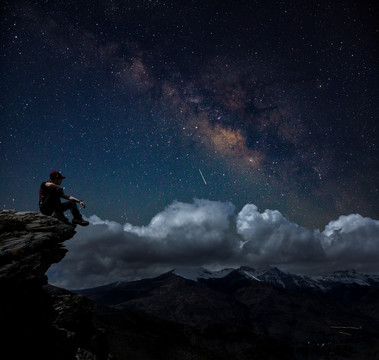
[0,210,79,359]
[0,210,76,286]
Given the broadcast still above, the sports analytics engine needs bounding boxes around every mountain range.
[175,266,379,289]
[74,266,379,358]
[177,266,379,305]
[76,266,379,308]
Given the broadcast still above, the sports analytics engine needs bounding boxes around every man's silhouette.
[39,170,89,226]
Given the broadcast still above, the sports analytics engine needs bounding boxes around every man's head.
[50,170,65,185]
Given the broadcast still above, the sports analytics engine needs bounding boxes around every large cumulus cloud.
[236,204,325,264]
[48,199,379,289]
[321,214,379,265]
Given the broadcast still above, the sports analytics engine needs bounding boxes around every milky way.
[0,0,378,228]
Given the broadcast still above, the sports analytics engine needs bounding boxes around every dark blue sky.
[1,0,378,229]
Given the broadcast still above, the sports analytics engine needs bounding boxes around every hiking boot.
[72,218,89,226]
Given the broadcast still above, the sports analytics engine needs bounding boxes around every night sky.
[1,1,378,287]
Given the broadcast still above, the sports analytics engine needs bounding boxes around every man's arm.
[44,182,62,190]
[61,191,86,208]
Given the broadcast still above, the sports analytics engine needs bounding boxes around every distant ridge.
[73,264,379,358]
[80,265,379,294]
[173,266,379,292]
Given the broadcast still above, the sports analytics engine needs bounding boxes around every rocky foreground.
[0,210,286,359]
[0,210,76,285]
[0,210,79,358]
[0,211,212,359]
[1,210,378,360]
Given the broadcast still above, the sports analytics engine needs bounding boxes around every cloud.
[48,199,238,289]
[321,214,379,264]
[124,198,234,240]
[236,204,325,263]
[47,199,379,289]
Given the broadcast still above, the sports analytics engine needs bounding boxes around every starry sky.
[1,0,378,231]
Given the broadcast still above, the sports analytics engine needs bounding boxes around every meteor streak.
[198,169,207,185]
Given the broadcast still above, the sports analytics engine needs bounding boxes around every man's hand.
[62,193,86,208]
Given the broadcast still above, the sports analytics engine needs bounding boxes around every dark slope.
[76,268,379,359]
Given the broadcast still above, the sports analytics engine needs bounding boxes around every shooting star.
[198,168,207,185]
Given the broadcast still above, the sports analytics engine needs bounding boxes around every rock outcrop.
[0,210,76,286]
[0,210,78,359]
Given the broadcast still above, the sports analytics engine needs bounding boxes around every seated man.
[39,170,89,226]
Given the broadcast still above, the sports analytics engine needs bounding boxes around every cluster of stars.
[0,0,377,228]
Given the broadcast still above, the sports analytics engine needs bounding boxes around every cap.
[50,170,66,180]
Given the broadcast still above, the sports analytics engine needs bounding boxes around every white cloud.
[124,199,235,242]
[48,199,238,289]
[47,200,379,289]
[321,214,379,263]
[236,204,325,263]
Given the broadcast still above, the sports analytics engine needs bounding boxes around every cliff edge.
[0,210,76,286]
[0,210,79,359]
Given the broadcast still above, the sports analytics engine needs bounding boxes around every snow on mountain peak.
[173,267,234,281]
[174,266,379,291]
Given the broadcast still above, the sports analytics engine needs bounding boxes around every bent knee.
[68,200,79,208]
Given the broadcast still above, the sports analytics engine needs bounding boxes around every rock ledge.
[0,209,76,285]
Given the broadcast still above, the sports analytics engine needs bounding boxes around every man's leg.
[39,201,54,216]
[51,200,70,223]
[58,200,81,219]
[58,201,89,226]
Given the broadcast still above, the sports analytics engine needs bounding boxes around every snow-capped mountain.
[174,266,379,293]
[74,264,379,357]
[317,269,379,287]
[172,267,234,281]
